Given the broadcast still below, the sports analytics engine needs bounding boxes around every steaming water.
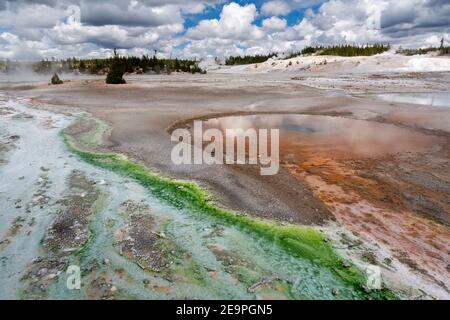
[0,72,101,85]
[375,92,450,108]
[0,96,363,299]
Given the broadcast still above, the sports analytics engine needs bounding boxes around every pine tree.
[106,49,126,84]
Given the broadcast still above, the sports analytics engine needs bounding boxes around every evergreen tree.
[225,53,276,65]
[30,53,206,75]
[106,49,126,84]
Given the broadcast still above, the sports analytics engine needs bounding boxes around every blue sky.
[184,0,319,29]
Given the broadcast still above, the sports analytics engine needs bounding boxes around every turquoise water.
[0,98,367,300]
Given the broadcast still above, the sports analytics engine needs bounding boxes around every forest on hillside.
[223,45,390,66]
[289,44,391,58]
[225,53,277,65]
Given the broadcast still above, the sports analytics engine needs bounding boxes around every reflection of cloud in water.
[204,114,439,158]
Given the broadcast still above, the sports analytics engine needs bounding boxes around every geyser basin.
[202,113,449,299]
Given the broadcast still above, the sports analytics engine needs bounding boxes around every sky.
[0,0,449,60]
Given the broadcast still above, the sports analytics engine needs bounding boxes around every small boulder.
[331,288,340,296]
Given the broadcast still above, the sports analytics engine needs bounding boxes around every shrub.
[106,66,126,84]
[51,73,63,85]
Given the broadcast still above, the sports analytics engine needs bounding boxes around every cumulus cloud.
[48,6,183,49]
[0,0,448,60]
[79,2,183,27]
[261,1,291,16]
[262,17,288,31]
[187,3,264,41]
[381,0,450,37]
[0,0,196,59]
[0,32,46,60]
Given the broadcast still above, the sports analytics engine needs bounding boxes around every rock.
[332,288,340,296]
[203,265,215,272]
[38,268,48,276]
[342,260,351,268]
[45,273,57,280]
[248,277,282,293]
[32,257,43,263]
[362,285,371,293]
[156,232,167,239]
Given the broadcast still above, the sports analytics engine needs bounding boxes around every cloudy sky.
[0,0,449,60]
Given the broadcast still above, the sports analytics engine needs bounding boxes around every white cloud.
[0,32,45,60]
[262,17,288,31]
[180,3,206,14]
[0,0,449,60]
[187,2,264,41]
[261,1,291,16]
[49,17,184,49]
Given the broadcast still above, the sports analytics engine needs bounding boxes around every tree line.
[396,46,450,56]
[289,44,391,57]
[223,45,390,66]
[225,53,277,65]
[30,54,205,75]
